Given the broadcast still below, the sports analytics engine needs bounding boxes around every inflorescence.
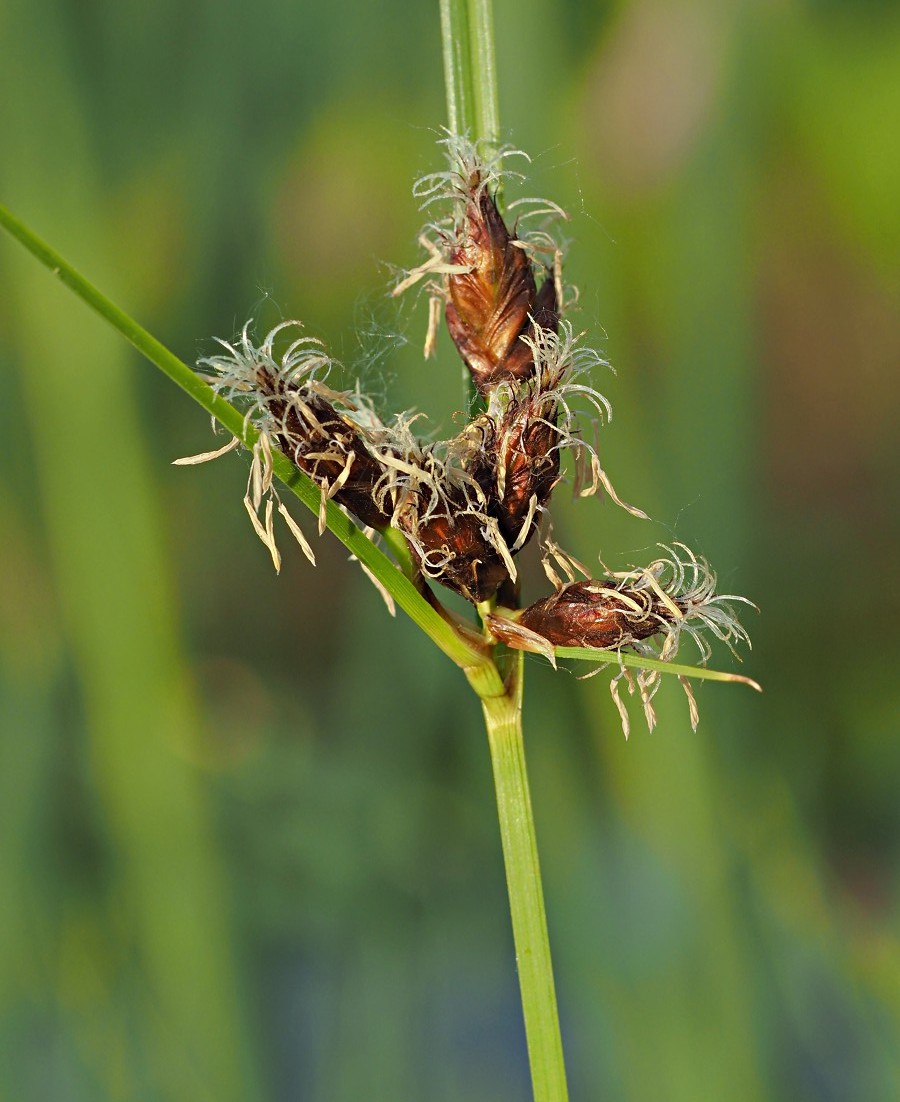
[179,133,753,735]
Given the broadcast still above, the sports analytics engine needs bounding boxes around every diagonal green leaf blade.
[555,645,762,691]
[0,201,484,672]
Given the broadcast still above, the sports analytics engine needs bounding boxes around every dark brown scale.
[493,393,561,549]
[502,275,559,381]
[445,178,559,394]
[395,494,510,604]
[516,581,673,649]
[257,366,393,530]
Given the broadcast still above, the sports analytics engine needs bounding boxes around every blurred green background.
[1,0,898,1098]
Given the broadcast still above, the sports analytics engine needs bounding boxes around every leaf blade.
[554,645,762,691]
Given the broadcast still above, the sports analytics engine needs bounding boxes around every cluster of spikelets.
[179,134,753,735]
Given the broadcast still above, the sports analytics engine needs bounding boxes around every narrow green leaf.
[555,646,762,691]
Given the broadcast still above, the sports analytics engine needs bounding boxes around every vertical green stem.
[439,0,473,137]
[467,0,500,152]
[439,0,499,148]
[480,660,570,1102]
[441,3,570,1096]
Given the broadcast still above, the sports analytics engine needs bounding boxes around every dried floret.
[488,543,755,735]
[196,321,393,531]
[397,134,562,393]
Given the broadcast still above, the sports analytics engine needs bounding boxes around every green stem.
[442,5,571,1096]
[439,0,473,138]
[467,0,500,153]
[439,0,499,148]
[480,656,570,1102]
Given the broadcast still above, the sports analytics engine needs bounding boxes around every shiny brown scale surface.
[517,581,672,649]
[502,276,558,381]
[257,367,393,530]
[445,178,558,394]
[494,395,561,548]
[396,498,509,604]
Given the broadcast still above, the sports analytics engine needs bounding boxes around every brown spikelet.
[396,491,511,604]
[493,383,561,549]
[257,365,393,530]
[445,173,558,394]
[490,580,671,651]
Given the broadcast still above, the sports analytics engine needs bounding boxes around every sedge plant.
[0,2,760,1098]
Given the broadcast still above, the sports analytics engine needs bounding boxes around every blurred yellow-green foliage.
[1,0,899,1098]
